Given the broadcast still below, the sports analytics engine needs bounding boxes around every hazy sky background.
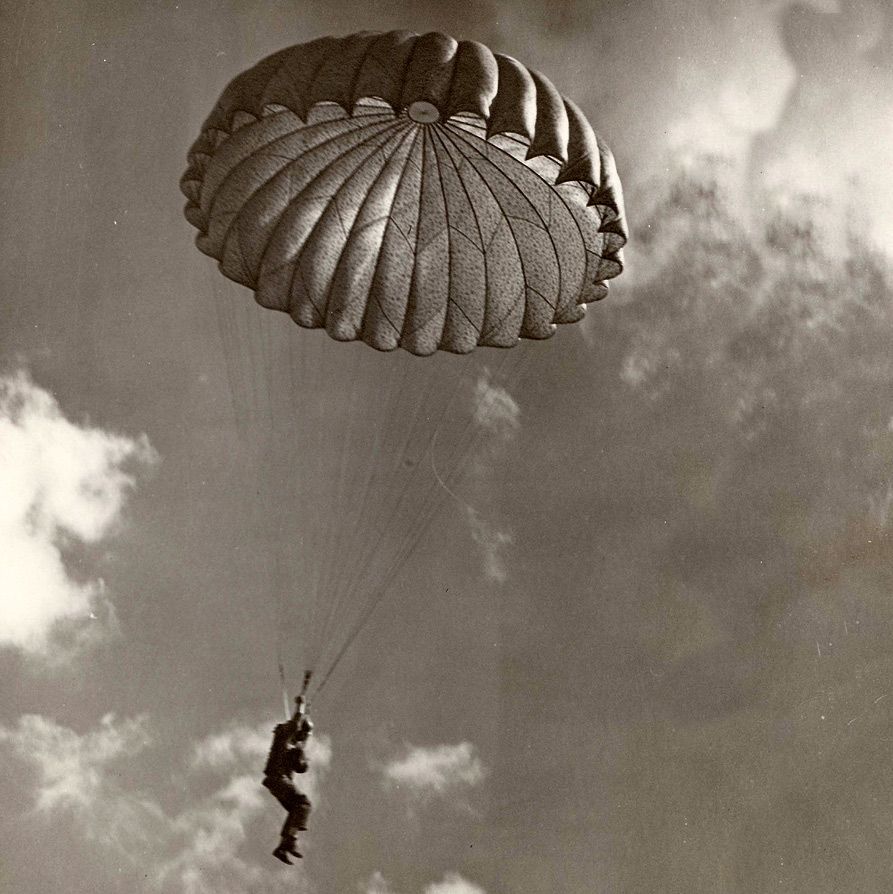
[2,1,893,893]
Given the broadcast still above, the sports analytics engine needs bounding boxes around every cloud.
[484,45,893,877]
[667,78,789,164]
[424,874,486,894]
[0,370,157,658]
[462,371,520,582]
[465,506,513,583]
[0,712,162,850]
[362,871,486,894]
[0,713,330,894]
[190,720,332,805]
[157,774,291,894]
[472,372,520,441]
[363,871,397,894]
[189,722,271,771]
[161,724,330,893]
[380,741,487,806]
[746,0,893,249]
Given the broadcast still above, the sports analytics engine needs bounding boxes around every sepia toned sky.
[2,2,893,893]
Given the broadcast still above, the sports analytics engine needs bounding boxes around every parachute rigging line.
[429,428,468,510]
[210,271,297,713]
[278,659,290,720]
[311,363,480,698]
[310,349,523,701]
[312,360,446,667]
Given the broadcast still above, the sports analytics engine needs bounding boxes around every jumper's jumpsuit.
[263,716,312,843]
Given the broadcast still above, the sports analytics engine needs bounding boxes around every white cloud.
[14,712,150,811]
[160,723,330,893]
[0,713,330,894]
[363,870,397,894]
[0,370,156,657]
[465,506,513,583]
[381,741,487,805]
[157,772,290,894]
[0,712,161,850]
[463,371,519,582]
[189,722,270,770]
[362,872,486,894]
[667,79,786,164]
[424,874,486,894]
[472,372,520,441]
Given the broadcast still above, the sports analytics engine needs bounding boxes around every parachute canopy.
[181,30,627,355]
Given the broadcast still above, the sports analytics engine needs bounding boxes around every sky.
[1,1,893,892]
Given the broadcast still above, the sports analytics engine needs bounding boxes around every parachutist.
[263,695,314,864]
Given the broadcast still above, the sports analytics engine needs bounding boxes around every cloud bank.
[0,370,156,657]
[543,144,893,893]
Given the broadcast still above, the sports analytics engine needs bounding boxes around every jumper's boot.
[272,843,292,865]
[275,832,302,862]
